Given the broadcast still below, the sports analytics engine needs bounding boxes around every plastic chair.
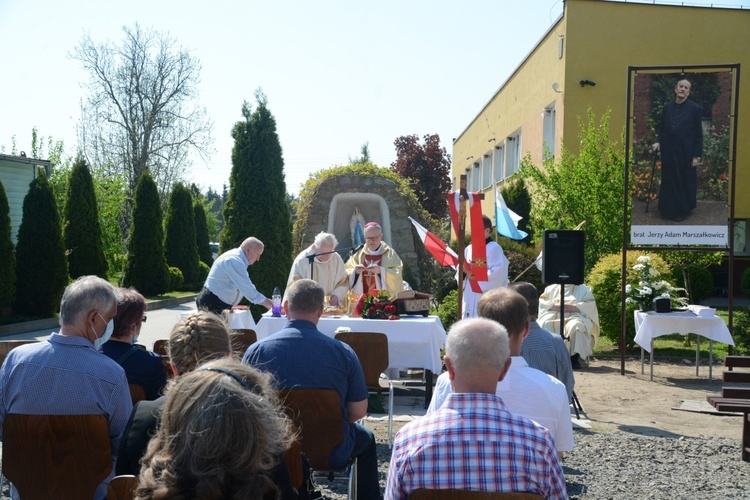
[335,331,395,447]
[231,329,257,356]
[128,383,147,405]
[2,414,112,498]
[279,388,357,499]
[107,475,139,500]
[0,340,39,366]
[408,489,543,499]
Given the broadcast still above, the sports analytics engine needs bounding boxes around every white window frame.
[543,102,556,161]
[482,153,492,189]
[494,144,505,182]
[506,131,522,177]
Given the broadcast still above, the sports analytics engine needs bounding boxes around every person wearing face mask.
[0,275,132,500]
[99,288,166,401]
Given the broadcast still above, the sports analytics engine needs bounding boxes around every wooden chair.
[152,339,169,356]
[107,475,139,500]
[160,355,176,379]
[231,329,257,356]
[335,331,395,447]
[279,388,356,499]
[0,340,39,366]
[408,489,543,499]
[284,426,304,491]
[2,414,112,498]
[128,383,147,405]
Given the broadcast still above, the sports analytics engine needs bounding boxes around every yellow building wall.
[452,0,750,232]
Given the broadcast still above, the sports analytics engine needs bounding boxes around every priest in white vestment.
[286,232,349,306]
[538,284,600,364]
[460,215,509,318]
[345,222,404,296]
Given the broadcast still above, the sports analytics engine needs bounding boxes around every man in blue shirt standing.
[0,275,132,500]
[243,279,381,499]
[197,236,274,314]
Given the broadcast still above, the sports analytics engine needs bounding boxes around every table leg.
[641,347,644,375]
[709,340,714,382]
[650,339,654,382]
[695,335,701,377]
[424,370,433,408]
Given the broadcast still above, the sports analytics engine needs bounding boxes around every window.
[482,153,492,188]
[494,145,505,181]
[472,162,481,191]
[506,131,522,176]
[543,103,556,161]
[465,167,472,191]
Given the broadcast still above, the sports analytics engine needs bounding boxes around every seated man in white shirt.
[428,287,574,455]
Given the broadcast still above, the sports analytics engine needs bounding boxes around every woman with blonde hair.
[136,358,295,499]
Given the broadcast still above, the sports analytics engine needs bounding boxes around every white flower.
[637,256,651,263]
[642,286,653,295]
[633,264,645,271]
[648,267,660,277]
[639,280,649,287]
[625,284,632,294]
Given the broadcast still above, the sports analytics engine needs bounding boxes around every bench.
[706,355,750,462]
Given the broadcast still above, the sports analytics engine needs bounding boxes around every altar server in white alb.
[461,215,509,318]
[286,232,349,307]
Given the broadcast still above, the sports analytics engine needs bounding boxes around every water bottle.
[272,287,282,317]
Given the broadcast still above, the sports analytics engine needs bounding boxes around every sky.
[1,0,747,196]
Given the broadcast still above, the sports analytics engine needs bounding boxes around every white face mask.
[93,313,114,350]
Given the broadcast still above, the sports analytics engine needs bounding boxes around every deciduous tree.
[391,134,451,219]
[73,23,213,199]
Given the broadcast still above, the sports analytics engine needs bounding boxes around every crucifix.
[446,174,484,320]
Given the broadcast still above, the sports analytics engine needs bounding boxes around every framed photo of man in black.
[627,65,738,247]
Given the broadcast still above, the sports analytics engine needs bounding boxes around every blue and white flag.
[495,185,528,240]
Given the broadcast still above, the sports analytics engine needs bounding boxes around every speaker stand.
[559,285,585,419]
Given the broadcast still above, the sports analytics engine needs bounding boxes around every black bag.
[297,452,326,500]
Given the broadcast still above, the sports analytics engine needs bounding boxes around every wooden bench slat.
[723,371,750,383]
[723,387,750,399]
[725,355,750,369]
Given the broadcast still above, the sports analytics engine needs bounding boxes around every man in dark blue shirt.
[243,279,380,499]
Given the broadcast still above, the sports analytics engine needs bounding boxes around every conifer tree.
[0,179,15,317]
[194,199,213,266]
[164,183,201,286]
[222,92,292,314]
[64,156,108,278]
[14,168,69,316]
[123,171,169,295]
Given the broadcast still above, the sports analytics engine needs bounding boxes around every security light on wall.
[580,79,597,87]
[466,156,474,160]
[552,82,563,93]
[488,137,496,142]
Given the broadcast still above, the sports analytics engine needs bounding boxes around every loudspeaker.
[542,230,584,285]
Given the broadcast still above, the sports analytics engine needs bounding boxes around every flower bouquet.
[625,256,688,311]
[353,289,400,320]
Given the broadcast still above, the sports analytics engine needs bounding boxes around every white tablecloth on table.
[179,309,256,329]
[634,310,734,353]
[255,314,447,373]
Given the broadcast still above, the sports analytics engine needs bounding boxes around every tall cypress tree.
[14,168,69,316]
[194,199,213,267]
[222,92,292,315]
[0,179,15,317]
[64,156,109,278]
[164,183,201,287]
[123,171,169,295]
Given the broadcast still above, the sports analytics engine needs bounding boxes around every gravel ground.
[317,425,750,499]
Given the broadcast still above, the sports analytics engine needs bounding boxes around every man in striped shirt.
[386,317,567,500]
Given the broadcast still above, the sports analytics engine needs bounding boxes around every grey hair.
[313,232,338,249]
[445,318,510,373]
[59,275,118,327]
[240,237,264,252]
[286,279,324,315]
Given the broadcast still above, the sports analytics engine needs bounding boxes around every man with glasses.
[0,276,132,499]
[346,222,405,296]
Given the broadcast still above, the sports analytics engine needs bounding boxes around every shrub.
[168,266,184,292]
[0,179,15,317]
[672,265,713,304]
[194,200,213,267]
[197,261,210,288]
[741,267,750,298]
[123,172,169,296]
[502,239,543,292]
[165,183,201,287]
[733,307,750,354]
[436,289,458,332]
[588,251,671,347]
[14,169,69,317]
[64,157,108,279]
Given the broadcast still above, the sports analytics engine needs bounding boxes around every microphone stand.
[306,246,363,282]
